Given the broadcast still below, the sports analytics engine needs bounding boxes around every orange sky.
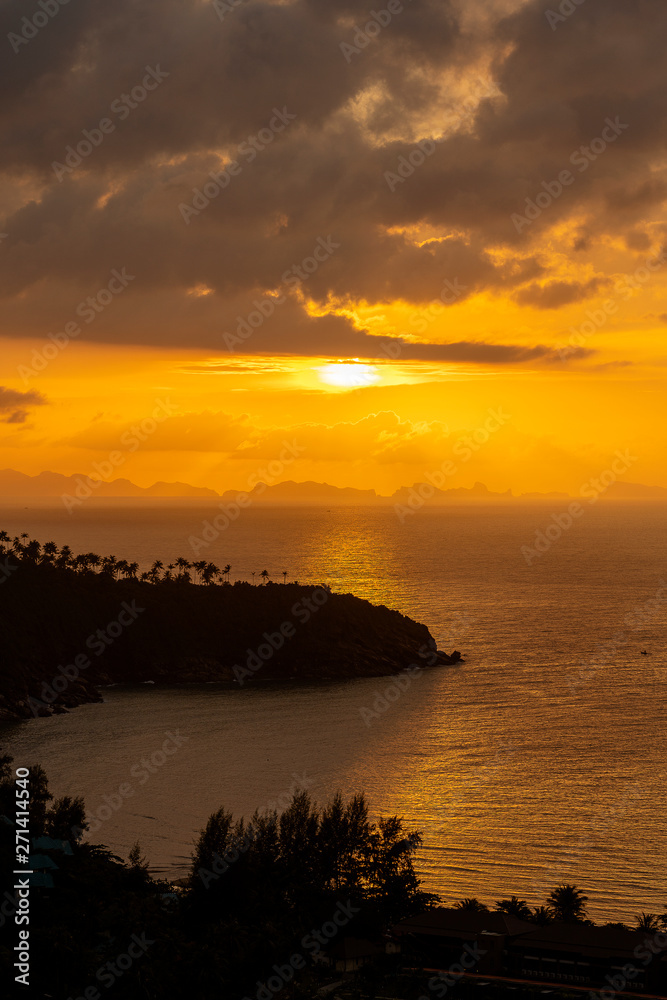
[0,0,665,495]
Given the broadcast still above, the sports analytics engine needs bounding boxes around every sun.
[316,360,380,389]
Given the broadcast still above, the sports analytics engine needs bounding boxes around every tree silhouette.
[454,898,489,912]
[547,884,589,922]
[260,569,269,585]
[495,896,532,919]
[635,912,662,932]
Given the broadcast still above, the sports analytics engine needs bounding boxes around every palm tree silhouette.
[635,912,662,932]
[531,905,553,925]
[282,571,287,584]
[454,898,489,913]
[495,896,532,919]
[547,884,588,923]
[260,569,269,585]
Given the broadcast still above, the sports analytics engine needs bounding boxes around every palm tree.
[635,913,662,932]
[251,572,256,586]
[193,560,207,584]
[547,884,589,923]
[454,898,489,913]
[202,563,220,586]
[495,896,532,919]
[24,539,41,562]
[57,545,72,569]
[175,556,191,583]
[531,906,554,925]
[101,554,117,578]
[282,570,287,584]
[260,569,269,585]
[41,540,58,564]
[72,553,88,573]
[223,564,231,584]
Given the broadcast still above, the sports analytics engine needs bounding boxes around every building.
[392,909,667,996]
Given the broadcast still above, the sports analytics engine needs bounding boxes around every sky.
[0,0,665,495]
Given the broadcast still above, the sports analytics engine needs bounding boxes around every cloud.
[0,0,665,358]
[63,410,253,452]
[0,385,46,424]
[513,278,610,310]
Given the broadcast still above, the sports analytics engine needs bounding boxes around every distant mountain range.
[1,470,666,503]
[0,469,217,498]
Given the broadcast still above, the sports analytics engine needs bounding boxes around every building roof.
[394,907,535,939]
[512,922,660,961]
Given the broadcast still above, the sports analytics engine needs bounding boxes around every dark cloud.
[0,0,664,356]
[513,278,609,310]
[0,385,46,423]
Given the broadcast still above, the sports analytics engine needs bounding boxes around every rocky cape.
[0,560,461,721]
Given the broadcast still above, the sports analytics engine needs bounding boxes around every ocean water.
[0,499,665,923]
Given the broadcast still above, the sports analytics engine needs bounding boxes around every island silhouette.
[0,531,461,720]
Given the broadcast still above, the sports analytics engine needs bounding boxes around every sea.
[0,498,665,923]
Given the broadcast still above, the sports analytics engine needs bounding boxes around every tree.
[282,571,287,584]
[547,884,589,922]
[635,912,662,932]
[454,898,489,912]
[46,795,88,841]
[190,791,434,930]
[531,905,554,925]
[495,896,532,919]
[260,569,269,584]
